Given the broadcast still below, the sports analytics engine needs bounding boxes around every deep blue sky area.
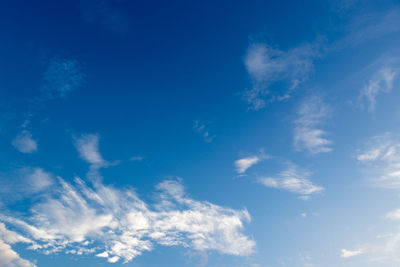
[1,0,400,266]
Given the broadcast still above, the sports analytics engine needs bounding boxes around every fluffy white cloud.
[0,176,255,263]
[235,156,260,174]
[360,65,398,112]
[340,248,364,258]
[243,42,321,110]
[75,134,105,165]
[258,163,324,199]
[294,96,332,154]
[12,130,37,154]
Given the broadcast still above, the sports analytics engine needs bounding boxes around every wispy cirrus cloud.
[356,133,400,189]
[243,41,322,110]
[334,7,400,49]
[360,65,398,112]
[0,223,36,267]
[294,95,332,154]
[258,163,324,200]
[11,130,37,154]
[0,167,54,204]
[0,176,255,263]
[0,137,255,263]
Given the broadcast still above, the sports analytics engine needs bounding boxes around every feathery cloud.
[258,163,324,200]
[356,133,400,189]
[0,223,36,267]
[0,176,255,263]
[360,65,398,112]
[243,42,321,110]
[294,96,332,154]
[0,135,255,263]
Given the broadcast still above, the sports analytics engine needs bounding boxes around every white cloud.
[258,163,324,199]
[0,223,36,267]
[235,156,260,174]
[243,42,321,110]
[75,134,105,166]
[360,66,398,112]
[386,209,400,220]
[0,176,255,263]
[0,239,36,267]
[0,223,33,245]
[12,130,37,154]
[356,133,400,189]
[27,168,53,193]
[294,96,332,154]
[340,248,364,258]
[0,167,53,202]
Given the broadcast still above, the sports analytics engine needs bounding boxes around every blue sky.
[1,0,400,266]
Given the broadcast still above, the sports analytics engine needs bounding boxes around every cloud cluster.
[243,42,321,110]
[0,135,255,264]
[0,177,254,263]
[258,163,324,200]
[294,96,332,154]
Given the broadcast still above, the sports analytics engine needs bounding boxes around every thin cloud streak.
[258,163,324,200]
[360,65,398,112]
[294,96,332,154]
[356,133,400,189]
